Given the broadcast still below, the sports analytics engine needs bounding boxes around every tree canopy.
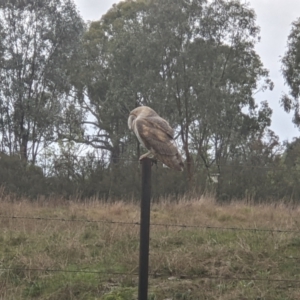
[0,0,85,162]
[281,17,300,125]
[0,0,299,202]
[80,0,274,186]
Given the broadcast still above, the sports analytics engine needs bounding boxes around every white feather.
[132,118,146,148]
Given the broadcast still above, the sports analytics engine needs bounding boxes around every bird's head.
[128,106,158,130]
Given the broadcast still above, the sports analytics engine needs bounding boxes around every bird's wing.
[135,117,177,156]
[144,116,174,138]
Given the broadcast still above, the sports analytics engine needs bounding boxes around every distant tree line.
[0,0,300,202]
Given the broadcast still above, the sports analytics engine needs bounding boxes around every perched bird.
[128,106,184,171]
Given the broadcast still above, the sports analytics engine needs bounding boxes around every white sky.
[74,0,300,142]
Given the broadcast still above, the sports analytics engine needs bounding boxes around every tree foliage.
[79,0,274,191]
[0,0,298,202]
[0,0,85,162]
[281,17,300,125]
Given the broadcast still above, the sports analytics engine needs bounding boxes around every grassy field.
[0,195,300,299]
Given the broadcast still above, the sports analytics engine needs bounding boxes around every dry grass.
[1,196,300,299]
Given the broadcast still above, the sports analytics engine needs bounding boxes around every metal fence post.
[138,157,152,300]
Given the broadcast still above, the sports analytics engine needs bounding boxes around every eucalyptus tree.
[0,0,85,163]
[139,0,273,183]
[77,0,154,164]
[281,17,300,126]
[82,0,273,184]
[281,138,300,200]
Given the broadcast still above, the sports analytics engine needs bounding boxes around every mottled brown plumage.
[128,106,184,171]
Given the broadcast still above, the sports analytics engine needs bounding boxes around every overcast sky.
[74,0,300,142]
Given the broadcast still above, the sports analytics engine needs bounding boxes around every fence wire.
[1,267,300,285]
[1,212,300,294]
[0,214,299,234]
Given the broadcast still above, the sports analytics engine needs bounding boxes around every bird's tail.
[156,150,184,172]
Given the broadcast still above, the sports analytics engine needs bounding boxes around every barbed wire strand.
[1,267,300,284]
[0,267,133,275]
[0,215,299,234]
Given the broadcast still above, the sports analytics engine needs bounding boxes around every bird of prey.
[128,106,184,171]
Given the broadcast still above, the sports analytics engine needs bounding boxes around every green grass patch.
[1,199,300,299]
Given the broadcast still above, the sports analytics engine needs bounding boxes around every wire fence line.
[0,215,139,226]
[2,215,300,293]
[1,267,300,285]
[0,214,299,233]
[0,267,132,276]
